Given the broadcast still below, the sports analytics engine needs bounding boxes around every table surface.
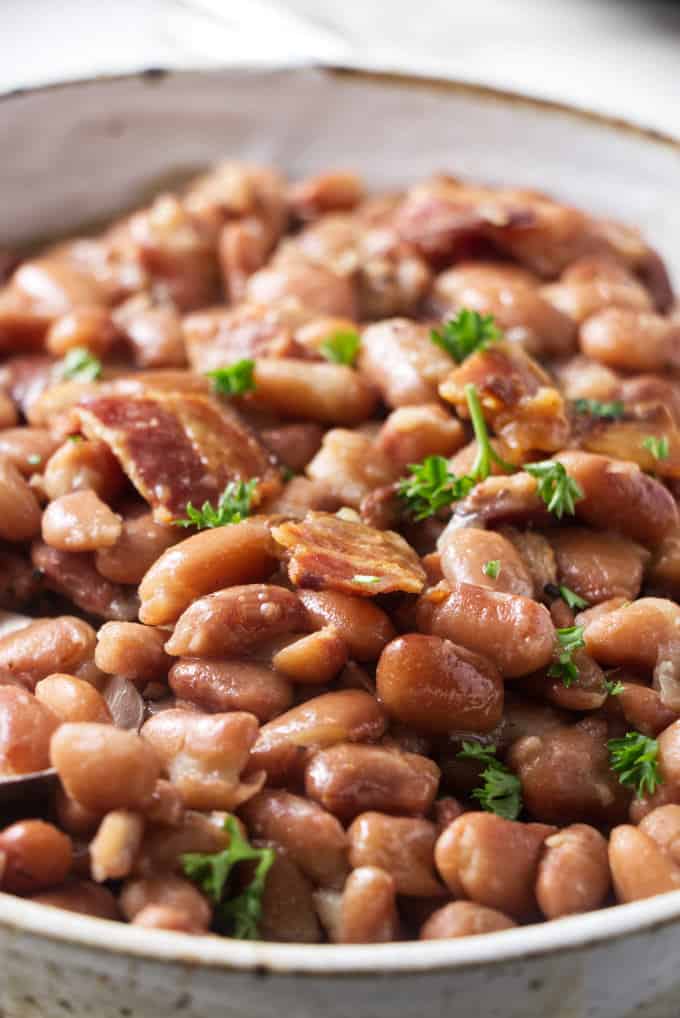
[3,0,680,136]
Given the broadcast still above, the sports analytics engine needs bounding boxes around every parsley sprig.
[604,677,625,696]
[525,460,583,519]
[182,816,275,939]
[642,435,669,462]
[320,329,360,366]
[559,585,589,610]
[59,347,102,382]
[548,625,585,687]
[465,383,515,480]
[207,359,256,396]
[574,398,625,420]
[457,742,522,820]
[430,309,501,363]
[483,560,501,579]
[608,732,662,799]
[174,478,257,530]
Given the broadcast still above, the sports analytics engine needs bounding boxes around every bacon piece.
[182,302,305,373]
[572,403,680,479]
[76,389,280,523]
[272,511,426,596]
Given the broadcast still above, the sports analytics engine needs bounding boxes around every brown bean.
[0,820,73,894]
[54,787,100,839]
[377,404,465,470]
[165,584,305,659]
[417,583,554,679]
[0,391,18,428]
[298,589,396,661]
[90,810,145,882]
[377,634,503,735]
[95,509,178,585]
[535,824,610,919]
[247,259,356,319]
[359,319,453,407]
[120,875,211,932]
[131,904,201,932]
[549,527,648,604]
[603,682,677,739]
[258,849,322,943]
[31,879,121,919]
[241,790,349,889]
[50,723,161,813]
[658,721,680,793]
[35,674,111,724]
[647,526,680,599]
[95,622,171,685]
[338,867,399,943]
[435,813,554,919]
[0,428,59,476]
[305,743,440,821]
[580,307,680,372]
[0,685,59,776]
[250,690,386,784]
[169,657,292,722]
[272,628,348,685]
[420,901,516,939]
[141,709,262,811]
[306,429,400,508]
[609,825,680,903]
[251,358,376,425]
[639,804,680,866]
[438,527,534,597]
[289,171,364,219]
[42,490,122,552]
[260,422,324,472]
[138,516,278,625]
[584,597,680,672]
[348,813,443,897]
[0,457,41,541]
[31,542,139,622]
[117,300,186,368]
[43,438,126,502]
[134,810,231,876]
[0,615,97,690]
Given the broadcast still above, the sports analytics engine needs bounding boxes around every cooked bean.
[260,422,324,472]
[46,305,118,357]
[134,810,231,876]
[165,584,305,658]
[54,788,100,839]
[90,810,144,882]
[35,674,111,724]
[417,583,554,679]
[95,622,171,685]
[250,690,386,784]
[0,457,41,541]
[43,438,126,502]
[377,404,465,470]
[241,790,349,888]
[0,391,18,429]
[420,901,516,939]
[252,358,377,425]
[0,821,73,894]
[377,634,503,734]
[31,543,139,622]
[549,527,648,605]
[298,589,396,661]
[638,804,680,866]
[289,172,364,220]
[535,824,610,919]
[609,825,680,903]
[435,813,554,919]
[348,813,443,897]
[305,743,440,821]
[438,527,533,597]
[138,516,278,626]
[272,628,348,685]
[658,721,680,792]
[603,682,677,739]
[0,616,96,691]
[584,597,680,672]
[359,319,453,407]
[0,428,59,476]
[31,879,121,919]
[247,259,356,319]
[580,308,680,373]
[51,723,161,814]
[141,709,262,811]
[169,657,292,722]
[337,866,399,943]
[95,509,178,585]
[306,429,399,507]
[131,904,200,932]
[120,875,211,932]
[117,300,186,368]
[42,490,122,552]
[259,850,323,943]
[144,779,184,827]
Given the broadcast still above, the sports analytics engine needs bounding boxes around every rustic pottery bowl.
[1,67,680,1018]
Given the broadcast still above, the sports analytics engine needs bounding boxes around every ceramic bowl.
[1,67,680,1018]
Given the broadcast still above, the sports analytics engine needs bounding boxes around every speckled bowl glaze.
[1,67,680,1018]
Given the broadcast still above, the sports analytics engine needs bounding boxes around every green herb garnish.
[352,574,381,585]
[559,585,589,610]
[608,732,662,799]
[457,742,522,820]
[430,309,501,363]
[27,453,42,466]
[465,383,515,482]
[604,677,625,697]
[207,359,256,396]
[59,347,102,382]
[524,460,583,519]
[642,435,669,462]
[483,560,501,579]
[173,478,257,530]
[320,329,360,366]
[548,625,585,687]
[574,398,625,420]
[397,455,475,521]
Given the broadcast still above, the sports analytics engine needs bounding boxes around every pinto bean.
[95,622,171,686]
[0,821,72,894]
[95,510,178,585]
[535,824,610,919]
[289,172,364,220]
[259,850,322,943]
[134,810,232,876]
[377,405,465,470]
[0,391,18,429]
[169,658,292,722]
[348,813,443,897]
[508,719,630,825]
[337,867,399,943]
[647,527,680,599]
[165,584,305,659]
[298,589,396,661]
[141,709,263,811]
[638,804,680,866]
[0,616,96,690]
[249,690,386,784]
[417,583,554,679]
[252,359,377,425]
[260,422,324,472]
[240,790,349,889]
[0,428,59,476]
[35,674,111,724]
[42,490,122,552]
[438,527,533,597]
[359,319,453,407]
[54,788,100,839]
[0,686,58,776]
[272,628,348,685]
[420,901,516,939]
[658,721,680,793]
[609,825,680,903]
[435,813,554,920]
[31,542,139,622]
[0,458,41,541]
[306,429,399,508]
[138,516,278,626]
[602,682,677,739]
[0,549,40,609]
[247,259,356,319]
[305,743,440,821]
[46,305,118,357]
[89,810,144,882]
[549,527,648,605]
[580,307,680,373]
[43,438,126,502]
[31,879,121,919]
[120,875,211,932]
[583,598,680,672]
[51,723,161,814]
[376,634,503,735]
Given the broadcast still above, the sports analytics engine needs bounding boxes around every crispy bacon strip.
[76,389,280,523]
[572,403,680,479]
[182,302,304,373]
[272,511,426,596]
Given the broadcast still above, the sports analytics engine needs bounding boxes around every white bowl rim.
[1,63,679,976]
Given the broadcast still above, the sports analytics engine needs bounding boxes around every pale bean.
[0,428,59,476]
[337,867,399,943]
[535,824,610,919]
[438,527,534,597]
[46,305,118,357]
[43,438,126,502]
[252,358,377,425]
[639,804,680,866]
[260,422,324,472]
[306,428,399,507]
[377,404,465,470]
[0,391,18,428]
[298,589,396,661]
[134,810,231,876]
[31,879,120,919]
[584,598,680,672]
[35,674,111,724]
[95,509,178,585]
[90,810,145,882]
[0,457,41,541]
[247,259,356,318]
[609,825,680,903]
[169,658,292,722]
[259,849,322,943]
[580,307,680,373]
[359,319,453,407]
[54,787,100,839]
[42,490,122,551]
[0,821,73,894]
[289,171,365,220]
[658,721,680,792]
[120,875,211,932]
[132,904,203,932]
[0,616,96,690]
[348,813,443,897]
[549,527,648,604]
[96,623,171,685]
[420,901,516,939]
[272,628,348,685]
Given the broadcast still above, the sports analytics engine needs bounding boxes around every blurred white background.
[2,0,680,135]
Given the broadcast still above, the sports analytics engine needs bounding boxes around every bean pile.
[1,165,680,943]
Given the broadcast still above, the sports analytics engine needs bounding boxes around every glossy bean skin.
[420,901,516,939]
[169,657,292,722]
[43,438,126,502]
[0,686,59,776]
[0,457,41,541]
[579,307,680,373]
[50,723,161,814]
[34,674,111,724]
[658,721,680,792]
[42,490,122,552]
[0,391,18,428]
[438,527,534,597]
[95,622,171,685]
[337,866,399,943]
[305,743,440,821]
[376,634,503,734]
[258,849,323,943]
[359,319,453,407]
[289,171,364,220]
[95,509,178,585]
[583,598,680,672]
[0,616,96,691]
[377,404,465,470]
[249,690,386,785]
[0,427,59,476]
[138,516,279,625]
[298,589,396,661]
[417,583,554,679]
[31,879,121,919]
[89,810,145,882]
[306,429,399,508]
[120,875,211,932]
[435,813,555,920]
[535,824,610,919]
[549,527,648,604]
[272,628,348,685]
[240,790,349,889]
[0,821,73,894]
[252,358,377,425]
[31,543,139,622]
[609,825,680,903]
[638,805,680,865]
[348,813,443,897]
[165,584,306,658]
[45,305,118,357]
[133,810,231,876]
